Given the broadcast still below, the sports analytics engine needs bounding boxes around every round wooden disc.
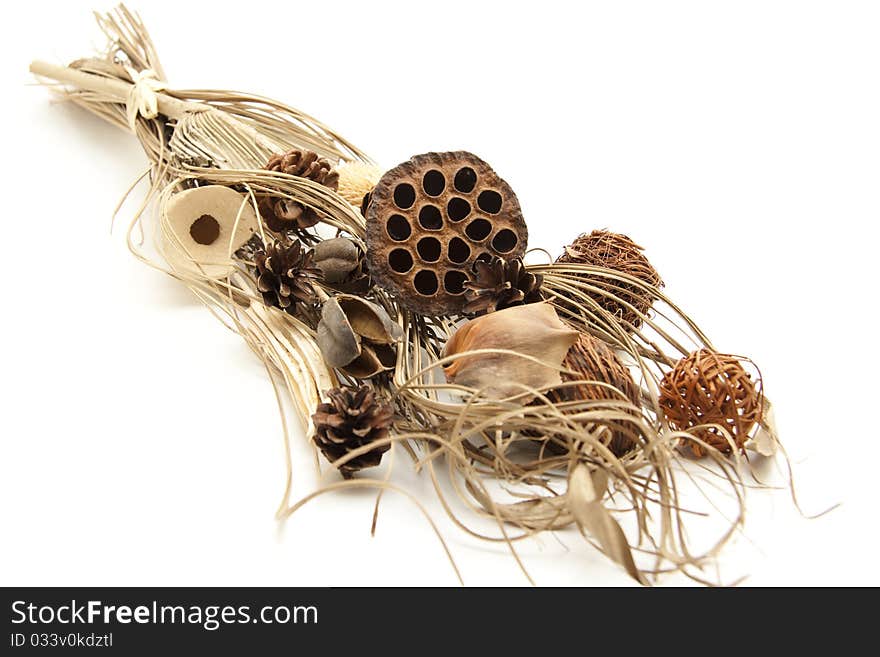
[365,151,528,315]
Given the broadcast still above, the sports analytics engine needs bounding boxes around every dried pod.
[259,149,339,232]
[366,151,528,315]
[312,238,360,283]
[255,238,322,313]
[556,230,663,328]
[312,237,372,295]
[659,349,763,457]
[442,303,579,401]
[543,334,642,457]
[317,295,403,378]
[336,162,382,209]
[463,256,544,315]
[161,185,258,279]
[312,385,393,478]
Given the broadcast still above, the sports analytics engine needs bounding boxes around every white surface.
[1,0,878,586]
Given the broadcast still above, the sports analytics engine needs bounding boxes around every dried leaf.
[316,297,361,368]
[568,463,647,585]
[751,398,779,456]
[442,302,579,400]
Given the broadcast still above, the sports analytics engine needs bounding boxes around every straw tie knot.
[125,67,165,130]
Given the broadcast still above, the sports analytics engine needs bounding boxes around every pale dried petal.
[750,398,779,456]
[442,302,578,400]
[161,185,258,279]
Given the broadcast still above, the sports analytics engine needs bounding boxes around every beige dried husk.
[29,4,806,586]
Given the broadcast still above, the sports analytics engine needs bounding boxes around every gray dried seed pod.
[312,237,361,284]
[316,295,402,378]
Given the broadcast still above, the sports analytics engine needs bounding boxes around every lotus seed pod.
[365,151,528,315]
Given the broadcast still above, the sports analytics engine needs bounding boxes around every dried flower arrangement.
[30,5,798,586]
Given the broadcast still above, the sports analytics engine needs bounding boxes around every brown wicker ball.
[659,349,763,458]
[556,230,662,328]
[538,334,642,457]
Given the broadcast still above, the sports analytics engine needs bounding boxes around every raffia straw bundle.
[30,4,795,586]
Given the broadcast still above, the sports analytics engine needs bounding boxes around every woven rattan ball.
[659,349,763,457]
[365,151,528,315]
[556,230,662,328]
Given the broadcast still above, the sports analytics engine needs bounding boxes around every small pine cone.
[260,149,340,232]
[463,256,544,315]
[267,149,340,187]
[255,238,322,313]
[312,386,394,478]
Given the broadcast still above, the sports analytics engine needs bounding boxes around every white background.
[1,0,878,586]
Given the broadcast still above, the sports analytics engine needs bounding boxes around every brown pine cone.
[312,386,394,478]
[463,256,544,315]
[260,149,340,233]
[255,238,322,313]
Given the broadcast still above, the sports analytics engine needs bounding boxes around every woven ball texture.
[658,349,763,457]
